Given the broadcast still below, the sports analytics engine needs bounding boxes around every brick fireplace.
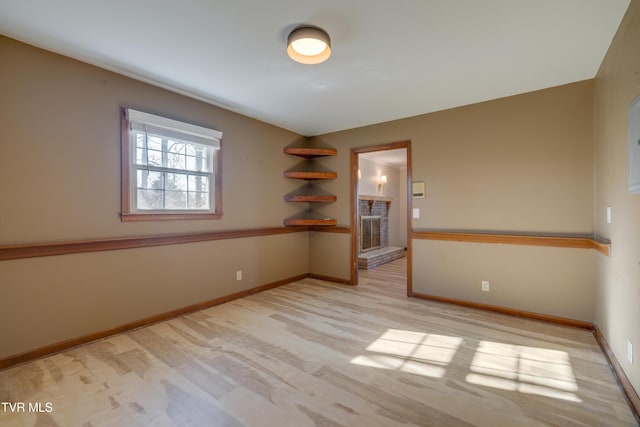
[357,196,405,269]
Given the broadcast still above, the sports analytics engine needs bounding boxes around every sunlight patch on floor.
[465,340,582,402]
[351,330,582,403]
[350,329,463,378]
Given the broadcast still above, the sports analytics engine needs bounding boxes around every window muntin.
[121,109,222,221]
[133,132,212,211]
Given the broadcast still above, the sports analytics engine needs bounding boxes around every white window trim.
[121,108,223,221]
[126,109,222,149]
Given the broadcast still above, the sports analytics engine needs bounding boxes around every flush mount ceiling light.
[287,26,331,64]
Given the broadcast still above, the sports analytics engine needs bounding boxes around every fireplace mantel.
[358,195,392,203]
[359,195,392,212]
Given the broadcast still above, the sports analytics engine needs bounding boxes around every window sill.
[120,212,223,222]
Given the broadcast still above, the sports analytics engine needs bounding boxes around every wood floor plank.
[0,258,636,426]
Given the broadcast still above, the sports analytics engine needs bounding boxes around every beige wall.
[414,241,595,321]
[594,0,640,396]
[309,232,351,279]
[0,233,309,358]
[0,36,309,359]
[0,36,304,244]
[312,80,596,319]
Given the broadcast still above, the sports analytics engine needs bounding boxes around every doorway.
[350,141,412,296]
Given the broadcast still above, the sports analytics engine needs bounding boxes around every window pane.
[136,146,147,165]
[166,172,188,191]
[199,146,211,172]
[188,192,209,209]
[167,152,185,170]
[188,175,209,192]
[137,170,163,190]
[185,145,210,172]
[165,190,187,209]
[137,189,163,209]
[147,149,162,167]
[186,155,195,171]
[186,155,210,172]
[168,141,185,154]
[135,132,146,148]
[134,132,147,165]
[148,135,163,151]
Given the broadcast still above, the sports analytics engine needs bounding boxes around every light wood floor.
[1,258,636,426]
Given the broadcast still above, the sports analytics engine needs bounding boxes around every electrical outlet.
[628,340,633,364]
[236,270,242,281]
[481,280,490,292]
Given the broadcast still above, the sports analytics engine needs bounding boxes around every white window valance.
[126,108,222,149]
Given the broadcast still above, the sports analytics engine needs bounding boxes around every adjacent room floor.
[0,258,635,426]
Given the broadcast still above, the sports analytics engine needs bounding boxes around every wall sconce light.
[378,175,387,194]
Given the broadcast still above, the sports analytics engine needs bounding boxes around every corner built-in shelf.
[284,183,337,203]
[283,138,337,158]
[283,210,338,227]
[283,161,338,180]
[283,138,337,227]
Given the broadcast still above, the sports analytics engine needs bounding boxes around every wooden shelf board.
[284,171,337,180]
[285,183,337,203]
[284,160,338,180]
[284,218,338,226]
[284,139,337,158]
[284,195,337,202]
[284,147,337,158]
[284,210,337,227]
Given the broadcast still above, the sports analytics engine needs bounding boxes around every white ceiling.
[0,0,630,136]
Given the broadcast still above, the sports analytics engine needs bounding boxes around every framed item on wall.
[629,96,640,194]
[412,181,426,198]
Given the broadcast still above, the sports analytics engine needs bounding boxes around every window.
[121,109,222,221]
